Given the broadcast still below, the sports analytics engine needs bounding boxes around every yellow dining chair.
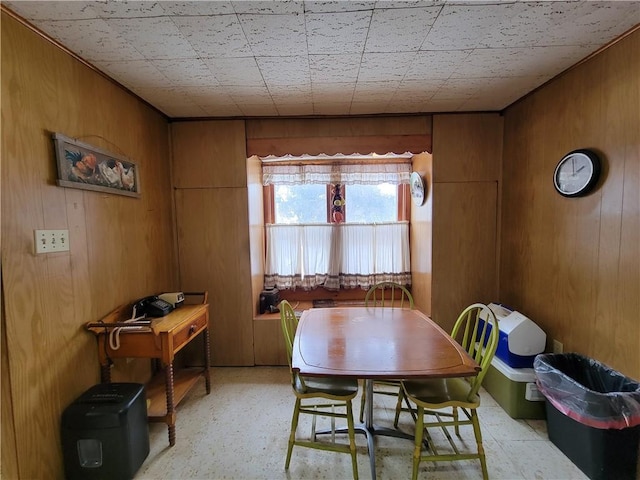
[279,300,359,480]
[364,281,414,309]
[394,303,499,480]
[359,282,414,422]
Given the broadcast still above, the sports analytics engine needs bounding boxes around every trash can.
[61,383,149,480]
[534,353,640,480]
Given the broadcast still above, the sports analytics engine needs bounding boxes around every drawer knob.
[189,324,197,335]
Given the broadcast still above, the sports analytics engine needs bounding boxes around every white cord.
[108,307,149,350]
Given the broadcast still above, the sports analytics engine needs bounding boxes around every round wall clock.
[410,172,425,206]
[553,149,601,197]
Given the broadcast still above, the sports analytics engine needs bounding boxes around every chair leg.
[471,409,488,480]
[393,388,404,428]
[346,400,359,480]
[411,406,425,480]
[453,406,460,435]
[359,385,366,423]
[285,398,301,469]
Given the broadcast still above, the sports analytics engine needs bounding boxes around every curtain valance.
[262,162,411,186]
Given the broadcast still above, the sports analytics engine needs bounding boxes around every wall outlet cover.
[34,229,70,254]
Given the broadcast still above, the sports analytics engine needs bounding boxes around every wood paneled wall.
[430,114,503,333]
[1,12,176,479]
[409,152,433,316]
[171,120,255,366]
[246,116,432,156]
[501,30,640,379]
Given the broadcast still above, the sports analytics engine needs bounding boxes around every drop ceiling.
[4,1,639,119]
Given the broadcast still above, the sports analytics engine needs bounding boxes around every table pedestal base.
[315,380,418,479]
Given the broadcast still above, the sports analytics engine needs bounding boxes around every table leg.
[203,328,211,394]
[100,363,111,383]
[317,379,415,480]
[165,363,176,446]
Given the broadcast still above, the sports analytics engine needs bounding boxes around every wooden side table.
[87,295,211,446]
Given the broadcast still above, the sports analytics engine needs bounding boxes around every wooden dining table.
[292,306,480,480]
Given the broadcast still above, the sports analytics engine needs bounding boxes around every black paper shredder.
[61,383,149,480]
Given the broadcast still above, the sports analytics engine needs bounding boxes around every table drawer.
[173,313,207,352]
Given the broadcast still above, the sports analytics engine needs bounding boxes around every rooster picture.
[65,150,98,182]
[63,148,137,193]
[116,161,136,191]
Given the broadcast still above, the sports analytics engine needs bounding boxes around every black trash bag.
[534,353,640,429]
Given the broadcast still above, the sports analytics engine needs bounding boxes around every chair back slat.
[365,282,414,309]
[280,300,305,389]
[451,303,499,400]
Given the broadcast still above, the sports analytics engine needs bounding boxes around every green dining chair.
[359,282,414,423]
[279,300,359,480]
[364,281,414,309]
[393,303,499,480]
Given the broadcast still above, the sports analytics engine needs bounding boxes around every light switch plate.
[34,229,70,254]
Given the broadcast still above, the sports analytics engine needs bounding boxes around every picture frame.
[53,133,140,198]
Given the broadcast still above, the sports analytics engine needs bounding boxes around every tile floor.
[135,366,588,480]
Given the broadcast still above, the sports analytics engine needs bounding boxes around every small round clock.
[553,149,601,197]
[410,172,425,206]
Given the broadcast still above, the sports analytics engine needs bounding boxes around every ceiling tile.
[352,81,401,102]
[160,1,235,16]
[151,59,219,87]
[357,52,417,82]
[365,5,440,53]
[239,13,306,56]
[306,11,372,54]
[201,103,244,117]
[422,3,519,51]
[480,1,639,49]
[232,1,304,15]
[171,15,252,58]
[225,85,274,105]
[256,57,311,86]
[202,58,265,87]
[392,79,443,101]
[452,45,595,78]
[99,60,171,88]
[94,1,168,17]
[309,54,362,83]
[404,50,473,80]
[181,87,238,106]
[107,17,199,60]
[312,83,355,103]
[3,1,103,20]
[305,1,375,14]
[26,19,144,63]
[270,85,313,103]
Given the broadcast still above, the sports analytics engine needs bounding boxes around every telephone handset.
[133,296,174,318]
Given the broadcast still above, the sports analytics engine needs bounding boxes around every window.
[344,183,397,223]
[274,184,326,224]
[273,183,398,224]
[263,157,412,291]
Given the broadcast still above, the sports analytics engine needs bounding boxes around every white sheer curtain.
[263,157,412,291]
[264,222,411,291]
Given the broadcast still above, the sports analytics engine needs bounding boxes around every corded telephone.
[133,295,174,318]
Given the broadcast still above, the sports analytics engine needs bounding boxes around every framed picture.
[53,133,140,198]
